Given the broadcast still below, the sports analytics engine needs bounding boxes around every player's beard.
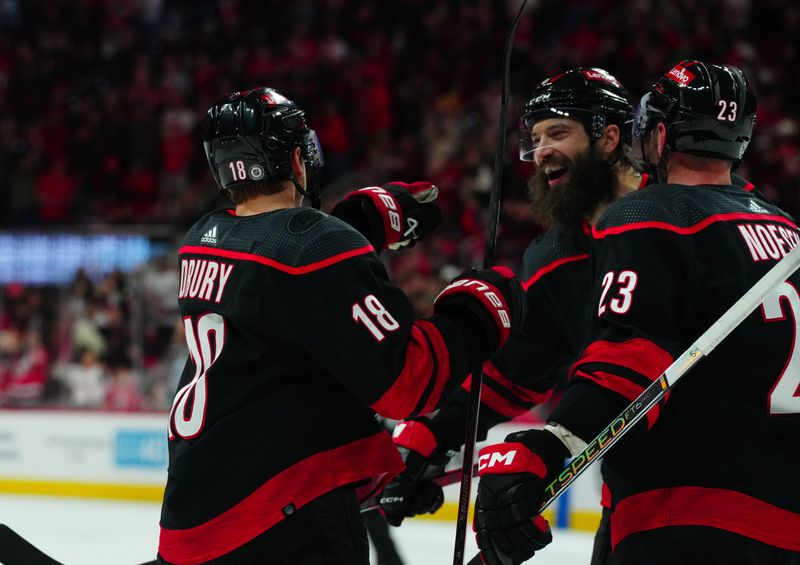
[527,147,617,228]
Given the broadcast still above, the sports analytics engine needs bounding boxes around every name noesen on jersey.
[178,258,234,303]
[738,222,800,262]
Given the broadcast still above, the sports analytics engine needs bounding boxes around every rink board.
[0,411,603,530]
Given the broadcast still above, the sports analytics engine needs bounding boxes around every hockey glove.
[379,418,449,526]
[474,430,570,565]
[433,267,526,362]
[331,181,441,251]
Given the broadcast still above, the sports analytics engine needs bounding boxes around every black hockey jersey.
[554,181,800,551]
[159,207,477,564]
[432,175,655,451]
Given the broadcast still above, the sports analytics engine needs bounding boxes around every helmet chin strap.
[290,171,321,209]
[639,136,661,184]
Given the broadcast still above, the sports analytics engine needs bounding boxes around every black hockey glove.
[330,181,441,251]
[433,267,526,363]
[379,418,449,526]
[474,430,570,565]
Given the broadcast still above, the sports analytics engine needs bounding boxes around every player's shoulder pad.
[521,226,590,281]
[595,184,678,232]
[255,208,373,267]
[597,181,795,236]
[182,207,232,247]
[184,208,373,269]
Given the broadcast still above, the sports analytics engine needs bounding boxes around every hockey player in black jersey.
[474,61,800,565]
[379,68,644,564]
[156,87,528,565]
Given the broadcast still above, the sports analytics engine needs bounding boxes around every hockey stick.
[0,523,159,565]
[0,465,478,565]
[466,241,800,565]
[452,2,530,565]
[0,524,64,565]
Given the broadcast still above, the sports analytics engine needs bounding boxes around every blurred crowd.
[0,0,798,409]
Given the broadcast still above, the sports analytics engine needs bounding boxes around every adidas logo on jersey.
[201,226,218,244]
[749,199,768,214]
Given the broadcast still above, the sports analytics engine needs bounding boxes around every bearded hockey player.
[379,67,644,565]
[475,61,800,565]
[156,87,527,565]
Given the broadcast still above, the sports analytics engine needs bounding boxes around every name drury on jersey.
[737,222,800,262]
[178,258,234,302]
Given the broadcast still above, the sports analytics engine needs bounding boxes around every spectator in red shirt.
[35,158,76,223]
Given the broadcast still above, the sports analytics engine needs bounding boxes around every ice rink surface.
[0,494,595,565]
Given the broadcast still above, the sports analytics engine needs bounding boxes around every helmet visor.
[518,114,537,162]
[632,92,653,140]
[303,129,324,168]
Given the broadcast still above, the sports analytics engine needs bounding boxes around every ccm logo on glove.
[477,443,548,477]
[437,279,511,329]
[478,449,518,471]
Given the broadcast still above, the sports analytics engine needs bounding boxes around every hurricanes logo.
[249,164,265,180]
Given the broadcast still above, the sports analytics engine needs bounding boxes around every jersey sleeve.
[452,278,569,422]
[428,247,585,450]
[549,203,690,442]
[282,220,472,420]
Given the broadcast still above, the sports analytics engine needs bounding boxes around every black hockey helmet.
[632,60,756,161]
[519,67,634,161]
[202,87,324,205]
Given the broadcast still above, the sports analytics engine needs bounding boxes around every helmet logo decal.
[666,64,696,85]
[260,90,291,106]
[249,164,265,180]
[544,71,567,84]
[581,68,621,87]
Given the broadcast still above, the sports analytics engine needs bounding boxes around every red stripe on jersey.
[370,321,448,419]
[414,320,452,415]
[601,482,612,508]
[638,173,649,189]
[460,374,527,418]
[611,487,800,551]
[523,253,590,289]
[592,212,795,239]
[574,338,674,382]
[483,361,553,406]
[573,369,660,429]
[158,432,403,564]
[179,244,374,275]
[742,181,755,192]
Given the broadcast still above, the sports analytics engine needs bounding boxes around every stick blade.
[0,524,64,565]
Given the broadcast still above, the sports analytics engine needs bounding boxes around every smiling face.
[530,117,592,188]
[526,117,620,227]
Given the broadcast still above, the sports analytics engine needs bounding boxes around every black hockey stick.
[452,2,530,565]
[0,524,64,565]
[0,465,479,565]
[0,523,159,565]
[466,240,800,565]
